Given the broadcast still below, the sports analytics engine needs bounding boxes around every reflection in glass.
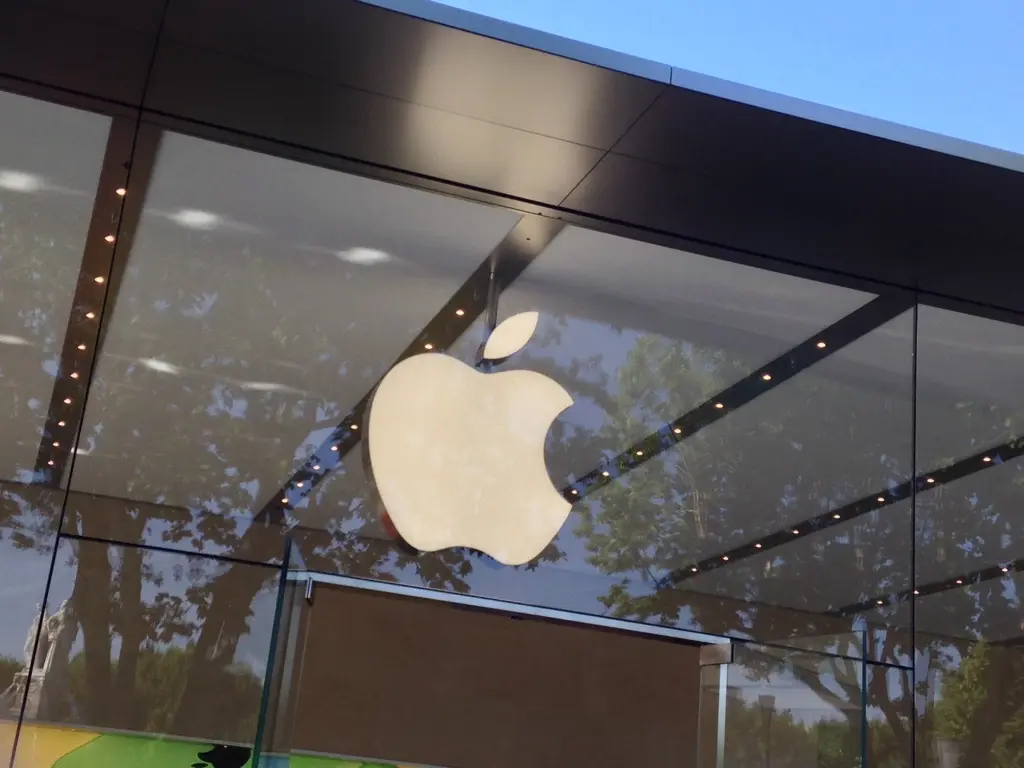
[67,131,520,554]
[0,91,110,486]
[11,536,281,767]
[699,642,866,767]
[0,485,62,765]
[915,306,1024,767]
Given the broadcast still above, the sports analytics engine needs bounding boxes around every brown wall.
[293,586,702,768]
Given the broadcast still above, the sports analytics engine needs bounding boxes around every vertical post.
[252,539,293,768]
[697,644,733,768]
[758,694,775,768]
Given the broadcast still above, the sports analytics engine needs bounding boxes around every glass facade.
[0,70,1021,768]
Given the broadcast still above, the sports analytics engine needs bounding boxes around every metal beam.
[32,120,162,485]
[830,436,1024,616]
[256,213,565,523]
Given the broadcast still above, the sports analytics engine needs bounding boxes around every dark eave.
[3,0,1023,315]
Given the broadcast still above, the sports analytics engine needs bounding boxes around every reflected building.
[0,1,1023,767]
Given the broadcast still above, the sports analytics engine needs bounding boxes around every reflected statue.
[1,600,79,719]
[23,603,44,669]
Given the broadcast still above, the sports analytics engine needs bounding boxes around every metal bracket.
[304,577,315,605]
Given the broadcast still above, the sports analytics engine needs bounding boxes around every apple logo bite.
[366,311,573,566]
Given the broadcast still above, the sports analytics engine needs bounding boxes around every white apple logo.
[365,311,573,566]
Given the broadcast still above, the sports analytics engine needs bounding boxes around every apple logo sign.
[366,311,573,566]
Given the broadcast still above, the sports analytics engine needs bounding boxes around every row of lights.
[672,487,907,582]
[680,446,1009,596]
[421,307,469,351]
[280,423,360,505]
[861,562,1018,611]
[46,185,125,469]
[583,336,833,495]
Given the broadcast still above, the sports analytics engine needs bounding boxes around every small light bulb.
[673,427,682,434]
[722,555,729,561]
[601,470,610,477]
[77,344,86,351]
[914,590,920,595]
[52,441,59,447]
[1002,567,1010,573]
[94,276,105,284]
[833,513,841,519]
[877,496,885,503]
[792,529,799,535]
[636,450,643,457]
[762,373,772,381]
[63,398,72,405]
[455,309,465,316]
[85,311,96,319]
[570,489,578,496]
[57,421,65,427]
[281,497,289,504]
[714,402,724,409]
[877,600,884,605]
[116,187,126,196]
[424,343,434,350]
[70,372,79,379]
[296,482,304,488]
[926,477,935,483]
[816,341,827,349]
[331,445,339,452]
[104,235,115,243]
[47,460,55,466]
[312,465,320,471]
[350,424,359,431]
[983,456,992,463]
[755,543,762,549]
[691,566,698,572]
[956,579,963,585]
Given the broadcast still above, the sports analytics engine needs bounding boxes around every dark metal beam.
[256,213,565,523]
[829,437,1024,616]
[32,120,162,485]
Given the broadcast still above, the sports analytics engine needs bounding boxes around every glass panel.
[11,536,284,768]
[65,129,521,559]
[49,119,917,663]
[867,664,912,768]
[0,88,114,767]
[0,486,62,765]
[915,305,1024,767]
[698,642,867,768]
[0,90,111,487]
[308,222,915,659]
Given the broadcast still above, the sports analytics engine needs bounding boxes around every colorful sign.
[0,723,409,768]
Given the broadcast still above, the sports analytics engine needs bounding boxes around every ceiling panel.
[0,91,111,484]
[70,131,521,512]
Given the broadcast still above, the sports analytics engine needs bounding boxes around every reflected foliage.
[922,641,1024,768]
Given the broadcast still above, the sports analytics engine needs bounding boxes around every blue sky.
[440,0,1024,155]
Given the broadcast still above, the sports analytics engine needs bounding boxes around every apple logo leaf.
[482,311,539,362]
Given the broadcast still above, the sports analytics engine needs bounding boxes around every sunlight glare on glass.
[0,334,31,346]
[140,358,183,375]
[240,380,302,393]
[0,170,43,192]
[171,209,221,230]
[338,247,391,265]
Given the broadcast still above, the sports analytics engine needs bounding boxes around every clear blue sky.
[440,0,1024,155]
